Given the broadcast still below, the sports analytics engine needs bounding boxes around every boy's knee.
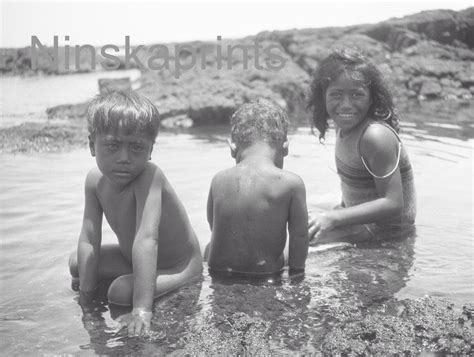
[68,251,78,277]
[107,275,133,306]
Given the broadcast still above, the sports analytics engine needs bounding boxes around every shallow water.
[0,69,140,128]
[1,72,473,354]
[1,127,472,354]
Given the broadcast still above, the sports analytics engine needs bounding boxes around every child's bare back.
[208,157,307,274]
[206,99,308,276]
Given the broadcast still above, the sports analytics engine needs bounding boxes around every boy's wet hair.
[231,98,289,148]
[307,48,399,140]
[87,91,160,140]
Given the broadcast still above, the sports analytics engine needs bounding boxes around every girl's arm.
[77,169,103,294]
[310,125,403,239]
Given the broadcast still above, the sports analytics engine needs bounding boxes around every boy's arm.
[77,170,103,294]
[206,180,214,230]
[129,165,163,333]
[287,176,309,272]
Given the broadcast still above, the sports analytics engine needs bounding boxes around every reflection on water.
[1,128,472,354]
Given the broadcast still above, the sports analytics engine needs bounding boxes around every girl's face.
[325,71,372,134]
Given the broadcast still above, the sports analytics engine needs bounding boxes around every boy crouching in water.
[69,91,203,336]
[206,99,309,277]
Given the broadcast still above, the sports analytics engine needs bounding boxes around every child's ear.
[227,139,237,158]
[88,135,95,157]
[282,140,289,157]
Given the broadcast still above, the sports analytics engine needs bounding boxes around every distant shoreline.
[1,8,473,153]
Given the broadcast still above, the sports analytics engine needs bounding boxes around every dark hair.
[231,98,289,148]
[307,48,399,140]
[87,91,160,140]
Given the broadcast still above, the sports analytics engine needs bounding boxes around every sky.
[1,0,472,48]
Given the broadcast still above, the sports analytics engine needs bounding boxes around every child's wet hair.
[231,98,289,148]
[307,48,399,140]
[87,91,160,140]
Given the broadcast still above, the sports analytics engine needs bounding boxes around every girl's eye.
[352,91,367,98]
[328,92,341,98]
[106,143,118,150]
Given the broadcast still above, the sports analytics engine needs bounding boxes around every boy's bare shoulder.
[210,167,235,185]
[279,169,306,191]
[140,161,164,178]
[211,166,305,193]
[85,167,102,189]
[133,162,167,188]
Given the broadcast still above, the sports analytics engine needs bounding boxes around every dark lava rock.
[46,102,89,119]
[134,37,310,126]
[419,77,443,98]
[321,296,472,355]
[402,297,473,354]
[363,8,474,48]
[98,77,132,94]
[35,7,473,126]
[2,7,473,154]
[0,122,88,153]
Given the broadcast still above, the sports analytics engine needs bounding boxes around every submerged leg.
[68,244,133,291]
[309,224,373,246]
[108,250,203,306]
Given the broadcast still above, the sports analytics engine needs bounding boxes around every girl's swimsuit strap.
[356,121,402,179]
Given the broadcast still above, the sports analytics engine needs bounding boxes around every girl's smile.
[325,71,372,134]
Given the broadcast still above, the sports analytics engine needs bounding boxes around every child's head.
[230,98,289,151]
[87,91,161,186]
[87,91,160,141]
[307,48,399,140]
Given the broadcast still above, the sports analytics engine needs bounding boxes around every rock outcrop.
[35,7,474,128]
[2,7,473,143]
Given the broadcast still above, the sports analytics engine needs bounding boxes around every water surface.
[1,128,472,354]
[0,72,472,355]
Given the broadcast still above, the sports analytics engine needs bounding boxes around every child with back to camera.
[68,91,203,337]
[206,99,309,277]
[307,48,416,244]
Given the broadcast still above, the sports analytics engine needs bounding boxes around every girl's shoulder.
[359,120,400,151]
[358,121,402,178]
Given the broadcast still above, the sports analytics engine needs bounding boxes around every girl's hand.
[308,212,337,244]
[114,308,152,337]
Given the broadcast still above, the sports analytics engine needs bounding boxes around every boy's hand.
[308,212,337,244]
[115,308,152,337]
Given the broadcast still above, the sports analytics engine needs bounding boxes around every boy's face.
[89,127,154,187]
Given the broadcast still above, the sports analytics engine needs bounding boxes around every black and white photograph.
[1,0,473,355]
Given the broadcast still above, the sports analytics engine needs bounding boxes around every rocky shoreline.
[174,296,473,355]
[1,8,473,154]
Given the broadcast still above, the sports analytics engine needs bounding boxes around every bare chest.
[98,186,137,245]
